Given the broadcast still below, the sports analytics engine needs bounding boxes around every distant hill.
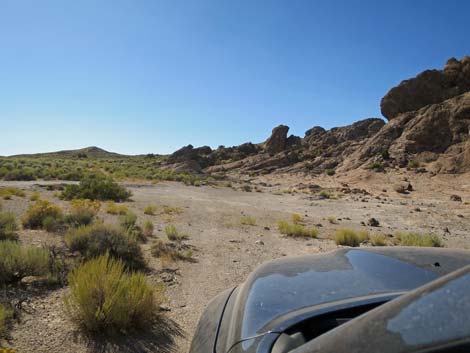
[10,146,127,159]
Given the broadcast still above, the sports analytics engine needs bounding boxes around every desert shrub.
[380,149,390,160]
[395,232,443,247]
[0,241,50,284]
[325,168,335,176]
[241,185,252,192]
[65,223,145,270]
[64,254,161,334]
[333,228,363,247]
[29,191,41,201]
[0,213,18,241]
[119,211,144,241]
[143,220,154,237]
[408,160,420,169]
[119,211,138,229]
[106,201,128,215]
[0,187,26,199]
[22,200,63,230]
[319,190,331,199]
[291,214,304,224]
[66,199,101,227]
[151,240,192,261]
[164,224,187,241]
[277,221,318,238]
[240,217,256,226]
[3,168,36,181]
[61,175,131,201]
[370,233,387,246]
[327,216,337,224]
[367,161,384,171]
[162,205,183,215]
[0,303,13,337]
[143,204,156,215]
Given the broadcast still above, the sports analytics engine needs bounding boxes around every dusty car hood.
[217,247,470,353]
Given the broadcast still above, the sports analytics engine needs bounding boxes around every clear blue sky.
[1,0,469,156]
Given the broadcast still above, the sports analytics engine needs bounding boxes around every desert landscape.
[0,56,469,352]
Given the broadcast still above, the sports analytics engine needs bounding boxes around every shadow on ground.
[74,315,184,353]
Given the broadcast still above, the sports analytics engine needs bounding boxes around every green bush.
[61,175,131,201]
[277,221,318,238]
[22,200,63,230]
[333,228,365,247]
[325,168,335,176]
[29,191,41,201]
[0,212,18,241]
[395,232,443,247]
[64,254,161,334]
[65,223,145,269]
[0,241,50,284]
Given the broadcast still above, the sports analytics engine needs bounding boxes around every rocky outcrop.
[264,125,290,155]
[166,56,470,176]
[343,92,470,172]
[381,56,470,120]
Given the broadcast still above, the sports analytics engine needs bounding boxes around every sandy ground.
[1,170,469,352]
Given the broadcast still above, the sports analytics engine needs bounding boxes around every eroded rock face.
[381,56,470,120]
[264,125,290,155]
[343,92,470,173]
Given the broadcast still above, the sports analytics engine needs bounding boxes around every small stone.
[367,218,380,227]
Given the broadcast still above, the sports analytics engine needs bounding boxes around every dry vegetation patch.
[277,220,318,238]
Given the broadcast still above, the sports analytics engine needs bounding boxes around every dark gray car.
[189,247,470,353]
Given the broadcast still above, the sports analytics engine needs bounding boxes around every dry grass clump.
[0,303,13,338]
[327,216,337,224]
[291,214,304,224]
[240,216,256,226]
[395,232,443,247]
[370,233,387,246]
[29,191,41,201]
[106,201,128,215]
[164,224,187,241]
[65,223,146,270]
[0,241,50,284]
[143,220,154,237]
[162,205,183,215]
[66,199,100,227]
[0,212,18,241]
[64,254,161,334]
[151,240,193,261]
[0,187,26,200]
[277,220,318,238]
[143,205,157,215]
[22,199,63,231]
[333,228,368,247]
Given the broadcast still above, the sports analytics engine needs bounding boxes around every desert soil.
[1,170,470,353]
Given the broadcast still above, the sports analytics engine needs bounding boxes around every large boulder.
[264,125,290,155]
[381,56,470,120]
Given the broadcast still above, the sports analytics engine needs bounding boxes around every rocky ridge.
[163,56,470,175]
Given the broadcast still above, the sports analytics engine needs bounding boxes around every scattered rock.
[367,218,380,227]
[450,194,463,202]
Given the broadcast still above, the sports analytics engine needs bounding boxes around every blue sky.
[1,0,469,155]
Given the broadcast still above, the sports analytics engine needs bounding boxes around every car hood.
[218,247,470,353]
